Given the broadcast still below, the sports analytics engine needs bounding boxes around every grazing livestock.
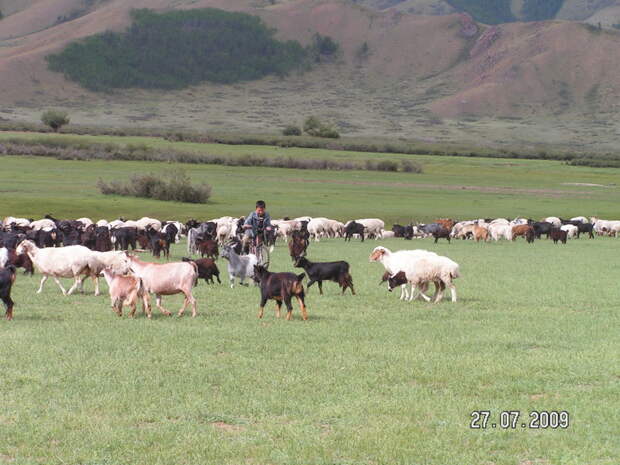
[489,223,513,241]
[532,222,553,239]
[253,265,308,321]
[3,248,34,275]
[386,254,460,303]
[369,246,438,301]
[15,240,94,295]
[162,222,180,244]
[354,218,385,239]
[85,251,133,296]
[294,256,355,295]
[94,226,113,252]
[543,217,561,227]
[198,239,219,259]
[473,226,489,242]
[560,224,578,239]
[550,228,568,244]
[432,227,451,243]
[576,222,594,239]
[127,255,198,317]
[288,231,309,259]
[29,219,56,231]
[221,245,258,288]
[512,224,535,242]
[0,247,8,268]
[392,224,406,237]
[111,227,137,251]
[381,230,396,239]
[344,221,365,242]
[182,257,221,284]
[146,228,170,259]
[101,268,149,318]
[0,265,17,320]
[434,218,456,230]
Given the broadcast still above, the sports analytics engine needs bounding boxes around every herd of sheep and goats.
[0,214,617,321]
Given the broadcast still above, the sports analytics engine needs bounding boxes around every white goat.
[16,240,93,295]
[86,251,133,296]
[221,245,258,288]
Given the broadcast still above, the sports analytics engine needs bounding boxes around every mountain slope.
[2,0,620,151]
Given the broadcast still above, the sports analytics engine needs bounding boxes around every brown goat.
[512,224,535,242]
[473,226,488,242]
[197,239,219,259]
[434,218,456,230]
[101,268,149,318]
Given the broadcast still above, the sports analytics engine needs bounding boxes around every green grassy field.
[1,130,620,223]
[1,136,619,464]
[1,237,619,465]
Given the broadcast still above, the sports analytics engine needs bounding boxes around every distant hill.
[2,0,620,152]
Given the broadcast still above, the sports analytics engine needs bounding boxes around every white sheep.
[15,240,94,295]
[488,223,513,241]
[560,224,578,239]
[543,217,561,227]
[369,246,438,301]
[388,254,461,303]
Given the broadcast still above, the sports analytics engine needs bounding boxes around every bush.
[310,33,339,62]
[282,125,302,136]
[97,168,212,203]
[41,110,70,132]
[401,159,423,173]
[303,116,339,138]
[318,126,340,139]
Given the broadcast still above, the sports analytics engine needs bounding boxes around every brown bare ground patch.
[212,421,245,432]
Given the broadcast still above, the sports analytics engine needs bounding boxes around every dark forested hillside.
[46,8,308,91]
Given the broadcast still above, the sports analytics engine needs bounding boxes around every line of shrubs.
[0,139,423,173]
[1,121,618,168]
[97,169,211,204]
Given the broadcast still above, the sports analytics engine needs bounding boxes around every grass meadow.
[1,237,619,465]
[1,135,619,464]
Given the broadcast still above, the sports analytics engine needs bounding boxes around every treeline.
[520,0,564,22]
[46,8,309,91]
[446,0,514,24]
[0,138,423,173]
[0,122,619,168]
[446,0,565,24]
